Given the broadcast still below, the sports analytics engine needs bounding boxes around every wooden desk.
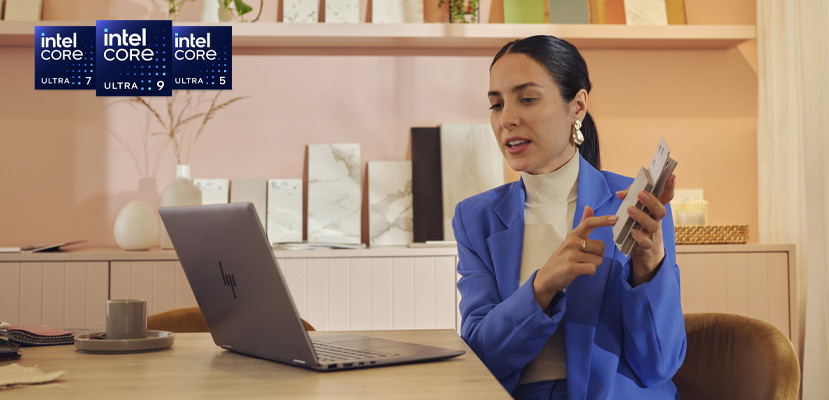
[1,330,510,399]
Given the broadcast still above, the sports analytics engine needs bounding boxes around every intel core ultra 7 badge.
[96,20,172,96]
[35,26,95,89]
[172,26,231,90]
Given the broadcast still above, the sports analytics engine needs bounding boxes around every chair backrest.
[148,307,315,333]
[672,313,800,400]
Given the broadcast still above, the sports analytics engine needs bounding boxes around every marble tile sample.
[411,127,444,242]
[194,179,230,205]
[283,0,318,23]
[369,161,413,246]
[372,0,423,23]
[326,0,360,23]
[439,123,504,241]
[307,144,361,244]
[267,179,303,244]
[624,0,668,25]
[230,179,267,231]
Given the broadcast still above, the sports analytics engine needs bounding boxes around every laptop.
[159,203,464,371]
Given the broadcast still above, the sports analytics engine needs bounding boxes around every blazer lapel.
[565,155,615,398]
[485,179,526,299]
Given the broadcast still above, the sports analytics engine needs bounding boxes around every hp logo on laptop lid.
[218,261,237,299]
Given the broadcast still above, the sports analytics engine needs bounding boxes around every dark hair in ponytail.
[491,35,601,170]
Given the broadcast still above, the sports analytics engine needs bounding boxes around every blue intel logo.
[96,20,172,96]
[35,26,95,90]
[172,26,231,90]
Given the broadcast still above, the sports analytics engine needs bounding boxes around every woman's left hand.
[616,174,676,286]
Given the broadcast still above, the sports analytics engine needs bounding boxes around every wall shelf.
[0,21,755,51]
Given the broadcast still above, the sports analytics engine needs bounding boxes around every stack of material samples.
[0,322,21,360]
[1,325,74,347]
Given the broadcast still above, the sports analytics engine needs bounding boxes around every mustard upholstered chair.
[148,307,315,333]
[672,313,800,400]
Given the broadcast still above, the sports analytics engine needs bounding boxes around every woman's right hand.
[532,206,618,312]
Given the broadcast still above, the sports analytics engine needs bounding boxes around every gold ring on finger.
[580,239,588,253]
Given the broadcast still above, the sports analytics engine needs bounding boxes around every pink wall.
[0,0,757,248]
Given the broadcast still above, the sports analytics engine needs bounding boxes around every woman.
[453,35,686,399]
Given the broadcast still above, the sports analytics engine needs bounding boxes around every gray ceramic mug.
[106,299,147,339]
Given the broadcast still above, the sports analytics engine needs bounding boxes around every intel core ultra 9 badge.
[96,20,172,96]
[172,26,231,90]
[35,26,95,90]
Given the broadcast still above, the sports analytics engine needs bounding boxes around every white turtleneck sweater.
[517,151,579,385]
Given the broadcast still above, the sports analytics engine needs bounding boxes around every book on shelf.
[0,240,86,253]
[624,0,668,25]
[504,0,546,24]
[666,0,687,25]
[549,0,589,24]
[589,0,626,24]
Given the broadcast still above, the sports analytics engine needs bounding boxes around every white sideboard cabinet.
[0,244,797,353]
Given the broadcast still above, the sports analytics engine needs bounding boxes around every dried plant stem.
[128,91,247,166]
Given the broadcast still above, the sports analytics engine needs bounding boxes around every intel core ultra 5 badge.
[35,26,95,90]
[172,26,232,90]
[96,20,172,96]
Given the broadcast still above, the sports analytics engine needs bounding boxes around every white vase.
[202,0,233,22]
[114,201,160,251]
[160,165,203,249]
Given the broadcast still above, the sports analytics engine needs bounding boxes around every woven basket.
[675,224,749,245]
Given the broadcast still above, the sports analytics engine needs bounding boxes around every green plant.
[220,0,264,22]
[168,0,195,21]
[167,0,264,22]
[129,91,249,165]
[438,0,480,23]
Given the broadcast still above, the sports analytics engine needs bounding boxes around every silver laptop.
[159,203,464,371]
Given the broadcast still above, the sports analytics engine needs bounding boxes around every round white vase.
[114,201,160,251]
[160,165,203,249]
[202,0,233,22]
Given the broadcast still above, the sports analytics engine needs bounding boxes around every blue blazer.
[453,154,686,399]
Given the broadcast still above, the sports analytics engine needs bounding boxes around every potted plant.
[438,0,480,23]
[169,0,264,22]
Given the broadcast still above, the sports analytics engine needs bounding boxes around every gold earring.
[572,120,584,145]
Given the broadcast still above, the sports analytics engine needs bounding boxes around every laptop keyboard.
[312,341,399,362]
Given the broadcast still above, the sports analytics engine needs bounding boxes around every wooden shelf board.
[0,21,755,50]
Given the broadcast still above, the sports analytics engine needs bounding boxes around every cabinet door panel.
[86,262,108,329]
[392,257,414,330]
[371,258,392,330]
[349,258,372,330]
[306,258,328,331]
[725,253,749,316]
[153,261,177,315]
[20,262,42,326]
[767,253,790,336]
[64,262,88,328]
[328,258,349,331]
[434,256,456,330]
[413,257,436,329]
[42,262,65,327]
[174,262,198,309]
[0,263,21,324]
[747,253,770,321]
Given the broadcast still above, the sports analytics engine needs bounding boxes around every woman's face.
[488,52,586,175]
